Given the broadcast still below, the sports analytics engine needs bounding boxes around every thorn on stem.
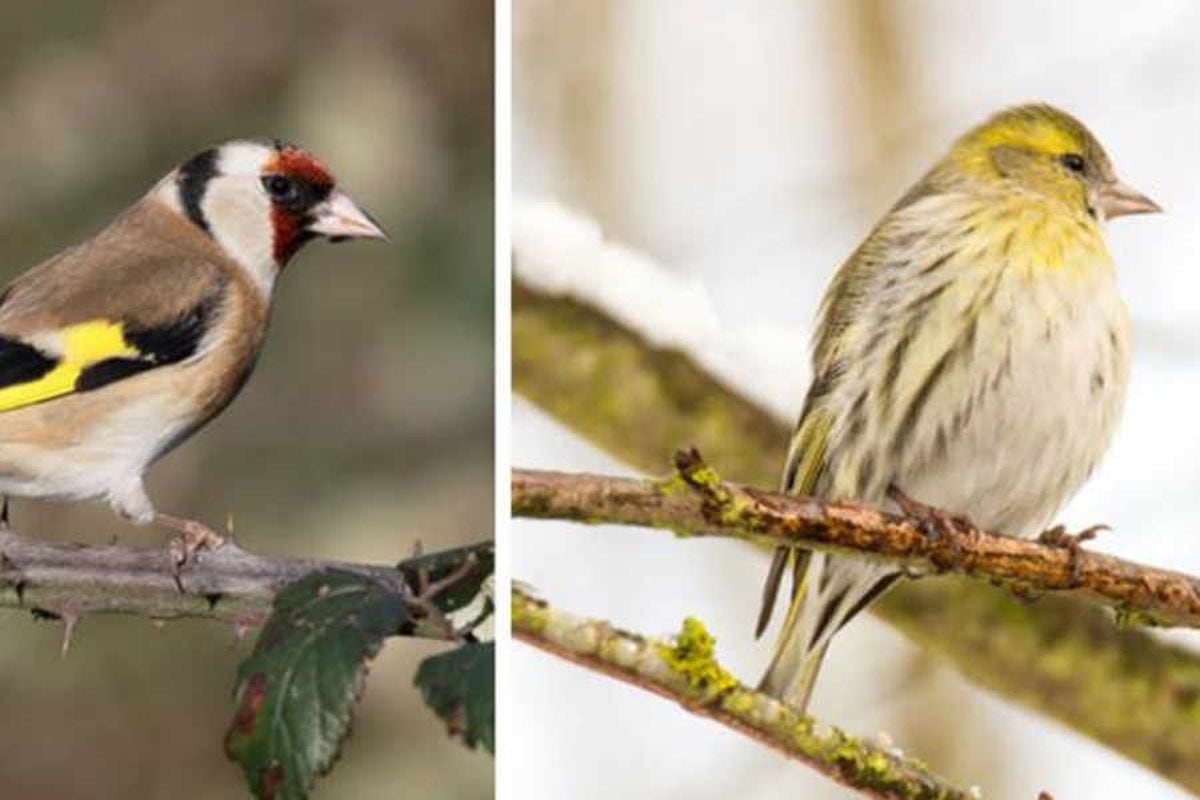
[60,612,79,658]
[0,552,24,601]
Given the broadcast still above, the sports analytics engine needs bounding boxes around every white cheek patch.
[219,141,275,176]
[201,176,278,298]
[150,141,285,299]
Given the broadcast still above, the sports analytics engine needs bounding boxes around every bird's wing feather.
[0,200,228,413]
[755,211,901,637]
[757,179,966,707]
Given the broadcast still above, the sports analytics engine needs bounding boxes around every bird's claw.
[887,484,973,567]
[167,524,224,567]
[1038,523,1108,586]
[156,514,226,588]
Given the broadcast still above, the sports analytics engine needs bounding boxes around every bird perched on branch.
[0,139,385,562]
[756,104,1159,712]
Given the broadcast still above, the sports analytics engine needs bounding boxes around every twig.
[0,529,469,640]
[512,453,1200,628]
[407,551,482,641]
[421,552,480,600]
[513,587,975,800]
[513,279,1200,793]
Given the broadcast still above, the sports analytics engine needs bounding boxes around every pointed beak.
[1098,180,1162,220]
[308,190,388,241]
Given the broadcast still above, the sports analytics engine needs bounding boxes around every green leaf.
[398,541,494,615]
[225,569,410,799]
[414,641,495,753]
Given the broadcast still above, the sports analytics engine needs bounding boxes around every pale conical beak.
[1098,180,1162,220]
[308,190,388,241]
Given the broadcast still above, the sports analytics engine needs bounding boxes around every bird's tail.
[757,549,899,712]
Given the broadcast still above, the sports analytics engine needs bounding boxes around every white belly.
[895,270,1129,536]
[0,380,195,518]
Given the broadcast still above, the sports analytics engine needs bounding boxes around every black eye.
[1060,153,1087,174]
[262,174,297,200]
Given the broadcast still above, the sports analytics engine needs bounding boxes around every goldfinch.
[0,139,384,558]
[756,104,1159,711]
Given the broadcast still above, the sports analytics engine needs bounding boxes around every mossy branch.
[513,586,977,800]
[513,279,1200,793]
[514,451,1200,628]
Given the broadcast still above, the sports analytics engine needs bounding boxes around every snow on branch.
[513,197,806,421]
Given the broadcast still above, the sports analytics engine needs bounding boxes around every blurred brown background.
[0,2,493,798]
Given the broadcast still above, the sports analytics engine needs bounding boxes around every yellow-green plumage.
[757,104,1159,711]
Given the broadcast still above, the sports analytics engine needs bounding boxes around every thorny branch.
[0,529,488,645]
[513,587,978,800]
[513,279,1200,794]
[513,450,1200,629]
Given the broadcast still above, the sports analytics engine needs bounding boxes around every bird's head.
[949,103,1159,222]
[162,139,386,292]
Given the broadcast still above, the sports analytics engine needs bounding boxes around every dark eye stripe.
[261,173,331,213]
[263,174,294,199]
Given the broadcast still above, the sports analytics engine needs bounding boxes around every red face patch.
[265,145,335,192]
[270,206,306,264]
[263,144,337,264]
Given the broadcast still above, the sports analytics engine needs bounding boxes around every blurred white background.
[512,1,1200,797]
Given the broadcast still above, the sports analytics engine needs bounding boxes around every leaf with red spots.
[414,642,495,753]
[224,569,410,799]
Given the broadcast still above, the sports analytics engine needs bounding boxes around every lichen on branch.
[513,587,975,800]
[513,451,1200,629]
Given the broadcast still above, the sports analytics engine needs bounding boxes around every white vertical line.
[493,1,513,797]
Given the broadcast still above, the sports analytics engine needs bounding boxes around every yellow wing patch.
[0,320,137,413]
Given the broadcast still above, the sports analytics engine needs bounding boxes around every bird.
[755,103,1159,712]
[0,138,385,563]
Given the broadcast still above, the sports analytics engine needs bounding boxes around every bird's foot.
[887,485,973,567]
[1037,523,1108,587]
[887,484,974,539]
[1,496,11,531]
[156,513,226,580]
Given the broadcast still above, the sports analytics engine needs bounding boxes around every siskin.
[756,103,1160,712]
